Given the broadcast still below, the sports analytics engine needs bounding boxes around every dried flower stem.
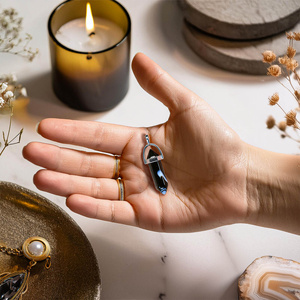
[0,8,35,158]
[287,75,296,92]
[274,125,300,143]
[263,33,300,144]
[273,102,300,126]
[0,78,26,157]
[295,72,300,85]
[0,109,23,156]
[275,102,288,115]
[275,77,296,100]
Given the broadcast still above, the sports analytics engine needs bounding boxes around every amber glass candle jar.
[48,0,131,112]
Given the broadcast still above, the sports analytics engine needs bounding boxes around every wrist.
[245,144,300,234]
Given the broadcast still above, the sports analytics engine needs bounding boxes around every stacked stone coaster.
[179,0,300,74]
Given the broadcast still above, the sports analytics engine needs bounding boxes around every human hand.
[23,53,250,232]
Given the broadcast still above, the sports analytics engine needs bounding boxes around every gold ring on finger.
[117,178,125,201]
[114,155,120,179]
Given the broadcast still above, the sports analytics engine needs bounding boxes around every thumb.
[131,53,197,115]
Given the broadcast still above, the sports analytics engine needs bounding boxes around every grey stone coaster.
[179,0,300,40]
[183,20,300,75]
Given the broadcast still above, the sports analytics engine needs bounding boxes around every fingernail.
[35,122,40,134]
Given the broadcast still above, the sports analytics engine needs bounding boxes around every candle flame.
[86,2,95,35]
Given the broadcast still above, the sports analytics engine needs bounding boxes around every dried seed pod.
[238,256,300,300]
[286,110,297,126]
[266,116,276,129]
[278,120,287,132]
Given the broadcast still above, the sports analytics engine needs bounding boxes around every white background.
[1,1,300,299]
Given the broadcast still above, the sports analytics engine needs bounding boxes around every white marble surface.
[1,0,300,299]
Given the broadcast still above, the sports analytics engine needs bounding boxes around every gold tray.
[0,181,101,299]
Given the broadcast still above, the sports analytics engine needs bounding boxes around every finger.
[33,169,119,200]
[66,194,137,226]
[23,142,119,178]
[37,118,139,155]
[131,53,198,114]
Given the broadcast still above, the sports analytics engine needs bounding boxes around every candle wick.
[88,32,95,37]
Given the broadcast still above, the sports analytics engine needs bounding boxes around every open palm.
[23,53,249,232]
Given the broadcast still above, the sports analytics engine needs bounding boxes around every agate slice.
[238,256,300,300]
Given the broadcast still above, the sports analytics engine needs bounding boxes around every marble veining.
[216,229,239,272]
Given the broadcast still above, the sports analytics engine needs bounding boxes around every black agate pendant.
[0,271,29,300]
[143,135,168,195]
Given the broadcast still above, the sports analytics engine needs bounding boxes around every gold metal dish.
[0,181,101,299]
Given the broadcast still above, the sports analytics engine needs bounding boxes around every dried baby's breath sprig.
[0,82,13,109]
[0,73,28,101]
[0,8,38,61]
[0,8,34,157]
[0,78,24,157]
[263,32,300,145]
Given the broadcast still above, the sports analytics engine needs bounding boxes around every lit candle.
[55,3,124,53]
[48,0,131,112]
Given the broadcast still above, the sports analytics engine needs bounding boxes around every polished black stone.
[147,149,168,194]
[0,273,25,300]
